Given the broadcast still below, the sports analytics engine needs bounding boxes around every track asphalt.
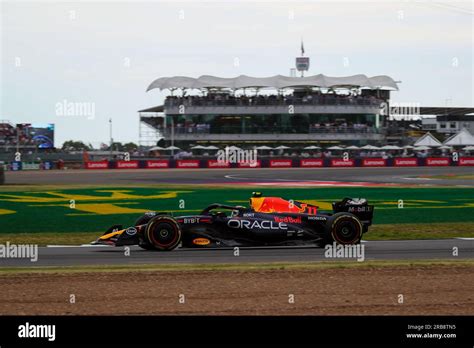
[1,167,472,267]
[4,166,474,186]
[0,239,472,267]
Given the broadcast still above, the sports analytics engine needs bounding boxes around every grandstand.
[0,121,55,152]
[140,74,397,148]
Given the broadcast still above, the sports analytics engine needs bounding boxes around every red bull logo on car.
[274,216,302,224]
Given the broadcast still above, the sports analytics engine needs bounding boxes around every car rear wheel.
[326,212,362,245]
[144,216,182,251]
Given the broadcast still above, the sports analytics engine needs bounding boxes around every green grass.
[0,232,99,245]
[0,259,473,274]
[366,222,474,240]
[0,185,473,235]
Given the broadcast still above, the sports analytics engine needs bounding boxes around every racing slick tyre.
[144,215,182,251]
[135,213,158,250]
[325,212,363,245]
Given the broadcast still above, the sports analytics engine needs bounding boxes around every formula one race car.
[92,192,374,250]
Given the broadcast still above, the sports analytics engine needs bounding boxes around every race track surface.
[4,166,474,186]
[1,239,473,267]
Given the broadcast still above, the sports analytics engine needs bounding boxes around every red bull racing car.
[92,192,374,250]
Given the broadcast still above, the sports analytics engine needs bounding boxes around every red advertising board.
[459,157,474,166]
[362,158,386,167]
[176,160,200,168]
[146,160,169,169]
[300,159,324,167]
[426,157,450,166]
[207,160,231,168]
[269,159,292,168]
[394,158,418,167]
[237,160,261,168]
[85,161,108,169]
[330,159,355,167]
[116,160,139,169]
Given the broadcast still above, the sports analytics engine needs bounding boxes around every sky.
[1,0,472,147]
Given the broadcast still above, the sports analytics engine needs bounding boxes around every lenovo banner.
[362,158,386,167]
[176,160,200,168]
[426,157,450,166]
[459,157,474,166]
[85,161,109,169]
[237,160,261,168]
[300,159,324,167]
[207,160,231,168]
[330,159,355,167]
[269,159,293,168]
[393,158,418,167]
[146,160,169,169]
[116,160,139,169]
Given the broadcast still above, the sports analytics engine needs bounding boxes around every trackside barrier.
[43,161,54,170]
[85,161,109,169]
[10,157,474,170]
[269,159,293,168]
[11,161,22,171]
[145,160,169,169]
[300,159,324,167]
[176,160,200,168]
[237,160,262,168]
[207,160,230,168]
[362,158,386,167]
[459,157,474,166]
[116,160,139,169]
[330,159,355,167]
[425,157,450,166]
[393,158,418,167]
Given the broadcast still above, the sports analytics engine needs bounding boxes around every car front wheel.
[144,216,182,251]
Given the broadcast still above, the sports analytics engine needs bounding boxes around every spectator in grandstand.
[323,150,332,158]
[416,150,429,158]
[165,90,383,108]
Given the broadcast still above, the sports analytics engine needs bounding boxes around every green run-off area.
[0,186,473,234]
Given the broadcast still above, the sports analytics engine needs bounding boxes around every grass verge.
[366,222,474,240]
[0,232,99,245]
[0,259,473,274]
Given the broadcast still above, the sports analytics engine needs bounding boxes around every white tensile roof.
[304,145,321,150]
[360,145,379,150]
[147,74,399,91]
[443,128,474,146]
[414,132,442,147]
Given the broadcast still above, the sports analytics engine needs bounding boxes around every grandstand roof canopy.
[146,74,399,92]
[138,105,164,113]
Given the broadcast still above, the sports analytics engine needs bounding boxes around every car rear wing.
[332,198,374,226]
